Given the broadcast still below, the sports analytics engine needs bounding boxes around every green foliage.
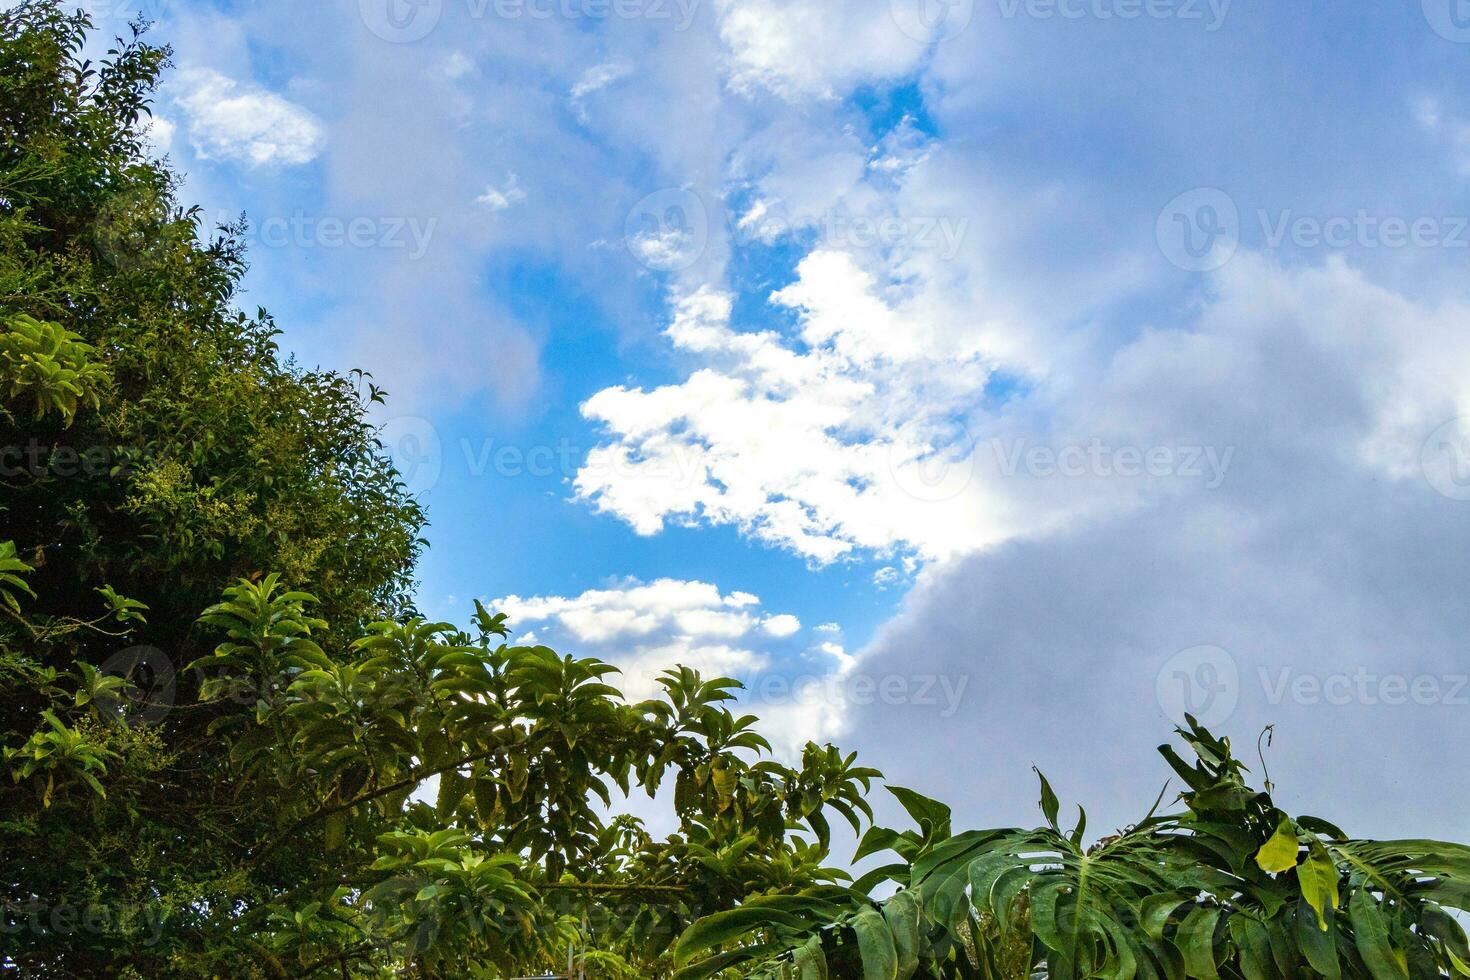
[0,538,36,613]
[3,708,116,807]
[4,567,882,975]
[677,718,1470,980]
[0,314,109,422]
[3,4,1468,979]
[0,0,425,643]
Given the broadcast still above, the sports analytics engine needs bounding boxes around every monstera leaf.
[676,718,1470,980]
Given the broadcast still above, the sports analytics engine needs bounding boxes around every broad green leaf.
[1349,887,1409,980]
[1298,840,1341,930]
[853,907,899,980]
[1256,816,1301,873]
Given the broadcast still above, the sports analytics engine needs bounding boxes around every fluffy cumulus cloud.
[575,257,1035,563]
[491,579,854,756]
[144,0,1470,839]
[716,0,924,99]
[171,68,324,167]
[846,255,1470,843]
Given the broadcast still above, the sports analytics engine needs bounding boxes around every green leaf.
[1256,815,1301,873]
[1294,898,1341,980]
[884,890,921,978]
[674,906,806,965]
[793,934,828,980]
[1175,906,1221,980]
[1297,839,1340,931]
[1349,887,1409,980]
[887,785,951,838]
[853,907,899,980]
[1034,767,1061,829]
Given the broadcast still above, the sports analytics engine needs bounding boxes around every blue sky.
[74,0,1470,838]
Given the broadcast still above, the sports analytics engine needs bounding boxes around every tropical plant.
[675,718,1470,979]
[3,568,881,976]
[5,3,1470,978]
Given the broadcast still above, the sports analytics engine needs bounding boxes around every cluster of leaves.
[5,4,1470,979]
[0,4,886,976]
[2,563,881,976]
[677,718,1470,979]
[0,314,108,422]
[0,0,425,647]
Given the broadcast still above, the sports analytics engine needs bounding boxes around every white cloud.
[440,52,475,79]
[476,173,527,211]
[172,68,324,168]
[571,61,633,105]
[846,253,1470,840]
[575,255,1027,563]
[141,115,175,154]
[762,613,802,637]
[568,60,635,125]
[494,578,779,684]
[717,0,923,100]
[491,579,841,756]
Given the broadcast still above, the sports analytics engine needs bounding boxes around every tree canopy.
[3,3,1469,978]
